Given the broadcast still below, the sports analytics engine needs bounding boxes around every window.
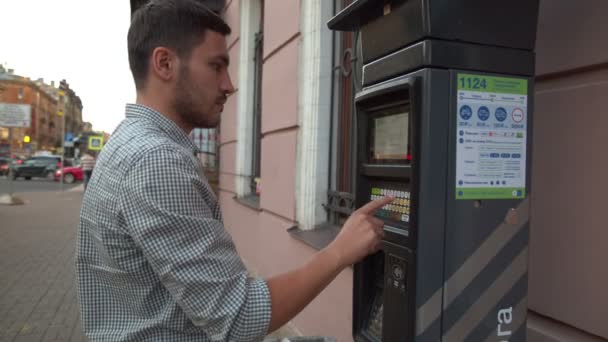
[190,128,219,194]
[288,0,348,244]
[325,0,361,227]
[234,0,264,202]
[250,7,264,196]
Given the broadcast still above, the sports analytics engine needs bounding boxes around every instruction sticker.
[455,73,528,200]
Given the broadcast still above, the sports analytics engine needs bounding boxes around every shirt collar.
[125,103,201,154]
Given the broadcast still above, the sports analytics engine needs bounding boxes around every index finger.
[357,196,394,215]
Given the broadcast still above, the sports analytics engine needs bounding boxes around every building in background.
[0,67,59,155]
[82,121,93,132]
[0,66,84,157]
[57,79,83,158]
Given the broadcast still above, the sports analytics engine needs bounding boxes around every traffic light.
[23,135,31,143]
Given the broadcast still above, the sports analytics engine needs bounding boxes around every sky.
[1,0,135,134]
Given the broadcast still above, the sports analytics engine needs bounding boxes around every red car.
[55,166,84,184]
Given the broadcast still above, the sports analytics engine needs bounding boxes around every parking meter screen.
[370,107,409,164]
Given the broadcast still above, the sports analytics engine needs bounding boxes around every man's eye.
[210,63,222,71]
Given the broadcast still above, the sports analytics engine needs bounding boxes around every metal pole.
[60,103,65,192]
[8,127,14,196]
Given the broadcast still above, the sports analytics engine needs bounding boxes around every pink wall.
[261,41,299,133]
[218,0,240,195]
[217,1,354,340]
[260,131,297,220]
[221,190,354,341]
[263,0,300,58]
[220,191,263,264]
[224,0,240,48]
[219,173,237,194]
[293,269,353,342]
[220,39,240,144]
[219,142,237,174]
[255,0,300,222]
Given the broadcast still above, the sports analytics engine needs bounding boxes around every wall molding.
[295,0,334,230]
[234,0,262,197]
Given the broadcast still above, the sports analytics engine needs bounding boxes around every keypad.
[370,187,410,223]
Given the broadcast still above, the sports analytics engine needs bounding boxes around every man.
[76,0,392,341]
[79,150,95,189]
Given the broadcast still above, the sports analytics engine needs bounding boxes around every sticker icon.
[460,105,473,120]
[478,106,490,121]
[512,108,524,123]
[495,107,507,122]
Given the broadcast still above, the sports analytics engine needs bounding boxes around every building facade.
[82,121,93,132]
[217,1,608,341]
[0,68,83,156]
[0,71,59,154]
[58,79,83,154]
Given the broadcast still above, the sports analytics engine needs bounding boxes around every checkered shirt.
[76,104,271,341]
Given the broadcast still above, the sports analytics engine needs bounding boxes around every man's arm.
[120,147,272,341]
[121,146,392,337]
[266,197,392,332]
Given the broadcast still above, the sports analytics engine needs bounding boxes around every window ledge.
[234,194,261,211]
[287,222,341,251]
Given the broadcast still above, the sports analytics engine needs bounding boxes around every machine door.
[353,76,421,342]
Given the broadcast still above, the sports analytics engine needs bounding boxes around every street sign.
[88,136,104,151]
[0,103,31,128]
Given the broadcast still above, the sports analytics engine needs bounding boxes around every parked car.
[0,155,25,176]
[54,166,84,184]
[33,155,71,168]
[0,157,10,176]
[0,157,12,176]
[11,156,70,180]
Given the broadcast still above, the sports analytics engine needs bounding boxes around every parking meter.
[328,1,539,341]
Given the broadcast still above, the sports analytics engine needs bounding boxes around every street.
[0,189,86,342]
[0,177,80,195]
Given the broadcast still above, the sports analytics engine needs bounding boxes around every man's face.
[172,30,234,129]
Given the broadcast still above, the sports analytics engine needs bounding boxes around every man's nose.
[222,73,236,95]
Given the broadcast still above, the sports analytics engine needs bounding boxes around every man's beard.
[172,66,214,129]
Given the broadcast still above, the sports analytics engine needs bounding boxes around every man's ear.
[150,47,178,82]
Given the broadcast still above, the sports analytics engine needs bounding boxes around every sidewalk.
[0,190,85,342]
[0,189,304,341]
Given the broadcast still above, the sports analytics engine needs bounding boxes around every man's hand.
[326,196,394,268]
[265,196,393,333]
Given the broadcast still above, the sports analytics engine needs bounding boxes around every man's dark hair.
[128,0,231,90]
